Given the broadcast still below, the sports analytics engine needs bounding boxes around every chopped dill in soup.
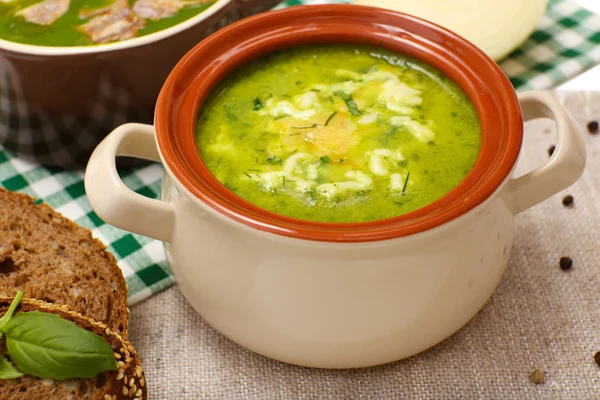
[196,45,481,223]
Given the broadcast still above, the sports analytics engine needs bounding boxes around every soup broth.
[0,0,214,46]
[196,45,482,223]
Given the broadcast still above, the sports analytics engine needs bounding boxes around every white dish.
[351,0,550,61]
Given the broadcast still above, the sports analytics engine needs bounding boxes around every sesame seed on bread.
[0,188,129,338]
[0,297,147,400]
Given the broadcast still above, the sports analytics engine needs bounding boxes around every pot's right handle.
[85,123,175,243]
[511,91,586,214]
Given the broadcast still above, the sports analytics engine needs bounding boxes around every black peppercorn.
[548,145,556,156]
[588,120,599,134]
[559,257,573,271]
[562,195,574,207]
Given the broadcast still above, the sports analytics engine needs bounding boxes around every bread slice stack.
[0,189,147,399]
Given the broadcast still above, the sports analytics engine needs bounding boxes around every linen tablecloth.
[0,0,599,304]
[129,93,600,399]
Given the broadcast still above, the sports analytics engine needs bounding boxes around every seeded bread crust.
[0,188,129,338]
[0,298,147,400]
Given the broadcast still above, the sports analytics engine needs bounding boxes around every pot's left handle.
[85,123,175,243]
[511,91,586,214]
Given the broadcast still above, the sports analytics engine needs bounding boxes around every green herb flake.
[334,91,361,116]
[4,311,117,380]
[392,200,403,207]
[320,155,332,164]
[291,124,320,129]
[397,160,408,168]
[266,155,282,165]
[402,172,411,195]
[243,172,252,178]
[325,111,338,126]
[252,98,263,111]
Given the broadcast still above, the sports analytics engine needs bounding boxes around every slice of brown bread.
[0,297,147,400]
[0,188,129,338]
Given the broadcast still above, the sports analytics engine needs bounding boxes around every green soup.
[196,45,481,223]
[0,0,214,47]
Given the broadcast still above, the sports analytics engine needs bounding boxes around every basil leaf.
[0,290,24,339]
[0,355,23,379]
[5,311,117,380]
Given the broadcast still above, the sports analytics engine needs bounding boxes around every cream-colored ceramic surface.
[84,91,586,368]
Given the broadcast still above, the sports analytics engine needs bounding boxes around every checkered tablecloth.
[1,0,599,305]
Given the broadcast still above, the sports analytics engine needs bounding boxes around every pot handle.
[84,123,175,243]
[511,91,586,214]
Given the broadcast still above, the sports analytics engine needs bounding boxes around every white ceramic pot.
[84,6,586,369]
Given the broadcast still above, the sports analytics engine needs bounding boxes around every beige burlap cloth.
[129,91,600,399]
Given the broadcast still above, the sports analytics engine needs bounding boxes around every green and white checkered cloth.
[1,0,599,305]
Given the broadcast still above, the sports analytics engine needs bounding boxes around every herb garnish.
[397,160,407,168]
[334,91,361,116]
[325,111,338,126]
[0,355,23,379]
[253,148,265,152]
[266,155,282,165]
[0,290,117,380]
[291,124,320,129]
[402,172,410,195]
[252,98,263,111]
[320,155,331,164]
[243,172,252,178]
